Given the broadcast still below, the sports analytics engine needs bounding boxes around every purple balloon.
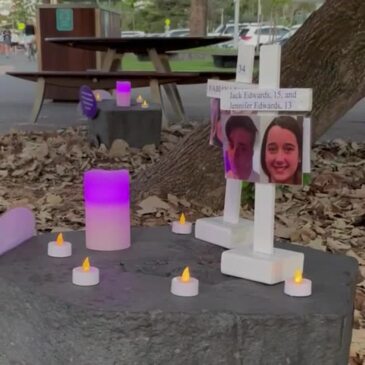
[79,85,98,119]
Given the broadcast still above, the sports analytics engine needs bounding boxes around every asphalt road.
[0,53,364,141]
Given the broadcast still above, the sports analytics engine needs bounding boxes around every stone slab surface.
[0,226,357,365]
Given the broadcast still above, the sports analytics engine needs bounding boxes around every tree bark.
[281,0,365,139]
[133,0,365,207]
[189,0,208,36]
[133,124,225,209]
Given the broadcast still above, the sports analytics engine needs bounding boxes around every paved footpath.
[0,53,364,141]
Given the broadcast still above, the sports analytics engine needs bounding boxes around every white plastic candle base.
[221,246,304,285]
[47,241,72,258]
[172,221,192,235]
[284,278,312,297]
[72,267,100,286]
[170,276,199,297]
[195,216,253,249]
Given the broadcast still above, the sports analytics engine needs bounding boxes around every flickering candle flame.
[136,95,144,104]
[284,269,312,297]
[179,213,186,225]
[141,100,149,108]
[294,269,303,284]
[95,92,101,101]
[82,257,91,272]
[172,212,191,234]
[73,256,99,286]
[181,267,190,282]
[56,233,64,246]
[48,232,71,257]
[171,265,198,296]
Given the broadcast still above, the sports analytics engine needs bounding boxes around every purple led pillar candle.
[84,169,130,251]
[116,81,131,107]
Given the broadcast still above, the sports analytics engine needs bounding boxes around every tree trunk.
[133,0,365,207]
[132,124,226,209]
[281,0,365,139]
[189,0,208,36]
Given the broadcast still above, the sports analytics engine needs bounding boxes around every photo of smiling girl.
[260,116,303,185]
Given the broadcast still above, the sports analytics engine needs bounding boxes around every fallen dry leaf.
[347,250,365,266]
[350,329,365,359]
[109,139,129,158]
[138,195,171,214]
[46,194,63,205]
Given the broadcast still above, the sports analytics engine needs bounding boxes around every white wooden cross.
[194,45,257,249]
[197,43,312,284]
[220,44,312,284]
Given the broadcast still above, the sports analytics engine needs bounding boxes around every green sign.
[56,8,73,32]
[17,22,25,31]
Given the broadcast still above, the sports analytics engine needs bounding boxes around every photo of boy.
[222,114,260,182]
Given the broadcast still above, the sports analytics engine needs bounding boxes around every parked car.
[240,25,289,47]
[120,31,145,37]
[163,28,190,37]
[274,24,302,46]
[145,32,165,37]
[209,22,260,36]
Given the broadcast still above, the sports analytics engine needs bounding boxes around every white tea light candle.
[172,213,192,235]
[171,267,199,297]
[136,95,144,104]
[72,257,100,286]
[47,233,72,258]
[141,100,149,108]
[284,270,312,297]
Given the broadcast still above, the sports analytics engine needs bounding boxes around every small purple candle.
[116,81,131,107]
[84,169,131,251]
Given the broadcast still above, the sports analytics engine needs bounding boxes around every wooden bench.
[7,70,235,124]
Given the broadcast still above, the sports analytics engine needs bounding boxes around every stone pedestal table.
[0,226,357,365]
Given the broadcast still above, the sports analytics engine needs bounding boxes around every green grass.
[175,46,238,55]
[121,53,236,72]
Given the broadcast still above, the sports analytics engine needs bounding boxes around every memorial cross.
[194,44,257,249]
[220,44,312,284]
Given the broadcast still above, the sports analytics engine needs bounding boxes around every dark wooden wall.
[37,6,120,100]
[39,8,97,73]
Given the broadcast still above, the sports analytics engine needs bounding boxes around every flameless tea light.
[172,213,192,235]
[95,92,101,102]
[171,267,199,297]
[72,257,100,286]
[47,233,72,258]
[284,270,312,297]
[136,94,144,104]
[92,89,112,102]
[116,81,131,107]
[141,100,149,109]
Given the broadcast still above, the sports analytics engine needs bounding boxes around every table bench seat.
[7,70,235,124]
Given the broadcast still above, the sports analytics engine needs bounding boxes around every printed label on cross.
[206,79,257,99]
[221,87,312,111]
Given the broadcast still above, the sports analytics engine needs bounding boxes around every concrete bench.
[6,70,235,124]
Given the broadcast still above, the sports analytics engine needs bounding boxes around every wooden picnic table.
[45,36,231,121]
[7,70,235,125]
